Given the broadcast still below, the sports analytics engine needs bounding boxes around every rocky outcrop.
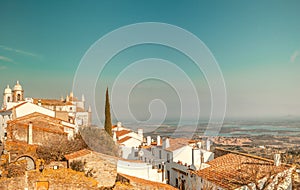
[65,149,118,188]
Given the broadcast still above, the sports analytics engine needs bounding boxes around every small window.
[7,96,10,102]
[167,153,170,162]
[17,94,21,101]
[159,150,162,159]
[134,152,138,157]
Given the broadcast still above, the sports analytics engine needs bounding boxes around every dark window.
[7,96,10,102]
[17,94,21,101]
[167,153,170,162]
[134,152,138,157]
[159,150,162,159]
[181,179,186,190]
[167,170,170,184]
[176,178,179,188]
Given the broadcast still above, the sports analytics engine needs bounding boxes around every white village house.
[114,123,294,190]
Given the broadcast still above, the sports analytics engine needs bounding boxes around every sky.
[1,1,300,123]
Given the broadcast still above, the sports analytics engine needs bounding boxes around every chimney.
[274,154,281,166]
[117,122,122,131]
[163,137,170,149]
[28,122,33,144]
[200,151,203,165]
[147,136,151,146]
[157,135,161,146]
[190,148,196,170]
[138,128,143,139]
[113,131,117,142]
[206,139,211,151]
[38,99,42,106]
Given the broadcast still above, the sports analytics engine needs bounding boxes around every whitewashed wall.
[15,102,55,118]
[117,160,164,183]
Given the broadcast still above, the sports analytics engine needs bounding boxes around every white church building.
[0,81,91,141]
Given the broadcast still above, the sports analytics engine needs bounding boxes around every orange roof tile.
[7,112,73,135]
[64,149,92,160]
[118,173,177,190]
[118,136,132,144]
[196,152,291,189]
[76,107,85,112]
[165,138,191,151]
[115,130,131,138]
[33,98,73,106]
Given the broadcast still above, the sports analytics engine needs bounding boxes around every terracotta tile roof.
[64,149,92,160]
[7,112,73,134]
[116,130,131,138]
[76,107,85,112]
[165,138,191,151]
[13,122,67,135]
[118,158,144,163]
[196,152,290,189]
[33,98,73,106]
[8,112,60,124]
[118,173,177,189]
[69,96,78,102]
[118,136,132,144]
[0,109,11,113]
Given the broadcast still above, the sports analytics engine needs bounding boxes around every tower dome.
[13,80,23,91]
[4,85,12,94]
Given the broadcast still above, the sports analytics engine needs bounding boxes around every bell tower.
[3,85,12,108]
[12,81,24,102]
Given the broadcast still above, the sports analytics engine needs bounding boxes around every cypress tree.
[104,87,113,137]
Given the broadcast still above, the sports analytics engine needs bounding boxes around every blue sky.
[1,1,300,121]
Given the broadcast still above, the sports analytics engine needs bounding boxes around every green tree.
[104,87,112,137]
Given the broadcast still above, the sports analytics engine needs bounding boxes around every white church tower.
[3,85,12,108]
[12,81,24,102]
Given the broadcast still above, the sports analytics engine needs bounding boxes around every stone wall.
[45,161,67,170]
[7,122,68,146]
[0,176,25,189]
[32,126,67,146]
[69,151,118,188]
[0,168,99,190]
[5,141,38,162]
